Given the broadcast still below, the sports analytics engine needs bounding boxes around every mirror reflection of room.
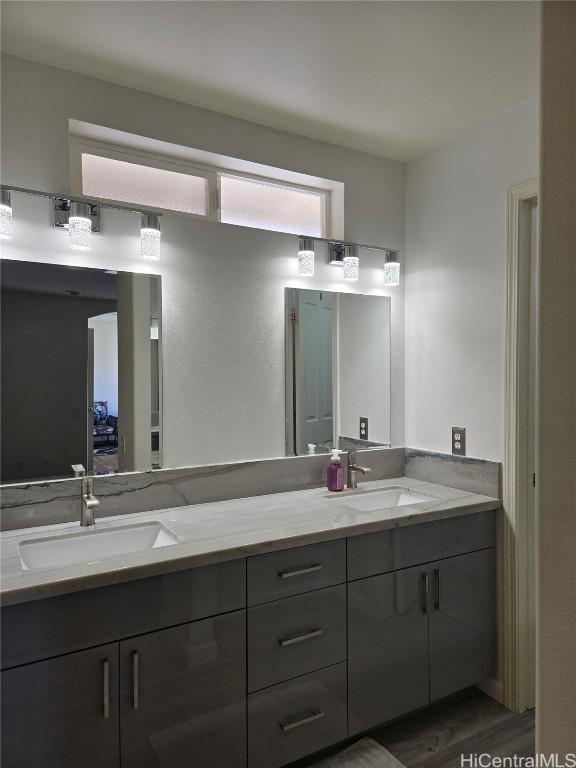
[285,288,391,456]
[0,260,162,483]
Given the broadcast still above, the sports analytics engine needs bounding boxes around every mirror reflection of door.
[286,289,334,455]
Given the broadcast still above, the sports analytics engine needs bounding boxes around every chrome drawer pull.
[102,659,110,720]
[132,651,140,711]
[278,564,323,580]
[281,709,325,733]
[278,628,324,647]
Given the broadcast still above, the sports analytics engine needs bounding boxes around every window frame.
[70,136,329,237]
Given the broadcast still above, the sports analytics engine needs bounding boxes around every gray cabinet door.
[348,566,429,735]
[120,611,246,768]
[1,643,120,768]
[428,549,496,702]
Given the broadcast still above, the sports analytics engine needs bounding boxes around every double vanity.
[1,477,499,768]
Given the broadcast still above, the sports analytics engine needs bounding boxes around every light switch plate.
[452,427,466,456]
[360,417,368,440]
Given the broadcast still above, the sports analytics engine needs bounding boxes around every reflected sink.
[335,486,436,512]
[19,521,180,571]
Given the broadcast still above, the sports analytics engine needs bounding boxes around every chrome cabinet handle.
[421,572,429,614]
[278,628,324,647]
[278,563,323,580]
[434,568,441,611]
[132,651,140,711]
[102,659,110,720]
[280,710,325,733]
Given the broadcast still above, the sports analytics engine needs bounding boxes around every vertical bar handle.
[102,659,110,720]
[421,572,429,614]
[434,568,441,611]
[132,651,140,711]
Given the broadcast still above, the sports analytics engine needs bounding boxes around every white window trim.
[70,136,332,237]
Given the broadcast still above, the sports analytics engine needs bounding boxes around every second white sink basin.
[19,521,180,571]
[337,486,435,512]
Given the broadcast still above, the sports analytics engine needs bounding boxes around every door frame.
[503,178,538,712]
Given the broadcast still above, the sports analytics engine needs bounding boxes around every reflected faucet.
[346,450,371,489]
[80,477,100,527]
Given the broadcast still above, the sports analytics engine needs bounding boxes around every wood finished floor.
[371,689,535,767]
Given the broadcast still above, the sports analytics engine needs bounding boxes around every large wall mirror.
[285,288,391,456]
[1,259,162,483]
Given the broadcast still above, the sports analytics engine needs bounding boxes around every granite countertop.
[0,477,500,606]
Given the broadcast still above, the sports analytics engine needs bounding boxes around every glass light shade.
[383,260,400,286]
[141,214,161,261]
[298,250,314,276]
[343,255,359,281]
[297,238,314,276]
[0,204,13,240]
[68,216,92,251]
[141,228,161,261]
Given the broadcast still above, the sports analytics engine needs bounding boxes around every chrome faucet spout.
[80,477,100,527]
[346,450,372,489]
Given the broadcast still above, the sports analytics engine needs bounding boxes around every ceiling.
[1,1,539,161]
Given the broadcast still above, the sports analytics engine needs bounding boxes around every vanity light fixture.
[0,189,13,239]
[297,237,315,276]
[343,246,359,281]
[384,250,400,286]
[140,213,161,261]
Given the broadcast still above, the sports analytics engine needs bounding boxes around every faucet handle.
[347,450,357,464]
[71,464,86,478]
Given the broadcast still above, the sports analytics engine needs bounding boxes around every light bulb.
[140,214,161,261]
[0,190,13,239]
[384,251,400,286]
[69,202,92,251]
[343,247,359,281]
[297,237,314,276]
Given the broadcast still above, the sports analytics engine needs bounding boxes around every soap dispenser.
[327,449,345,492]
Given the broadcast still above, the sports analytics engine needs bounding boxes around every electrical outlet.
[360,417,369,440]
[452,427,466,456]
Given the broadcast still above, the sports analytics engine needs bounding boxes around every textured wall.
[536,1,576,754]
[404,97,539,461]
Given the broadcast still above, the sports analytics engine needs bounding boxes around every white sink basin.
[19,521,180,571]
[336,486,435,513]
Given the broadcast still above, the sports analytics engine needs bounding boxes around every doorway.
[504,179,538,712]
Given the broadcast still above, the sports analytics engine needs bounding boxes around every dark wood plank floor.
[371,689,535,767]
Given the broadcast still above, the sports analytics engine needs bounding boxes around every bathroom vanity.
[0,478,499,768]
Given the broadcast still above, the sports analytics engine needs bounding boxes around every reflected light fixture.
[0,189,13,239]
[384,250,400,286]
[69,202,92,251]
[329,242,346,266]
[141,213,161,261]
[343,246,359,281]
[297,237,314,276]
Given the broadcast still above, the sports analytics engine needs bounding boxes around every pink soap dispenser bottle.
[327,449,345,492]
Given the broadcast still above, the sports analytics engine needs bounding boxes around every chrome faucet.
[80,477,100,527]
[346,450,371,489]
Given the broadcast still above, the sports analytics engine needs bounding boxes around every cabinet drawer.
[347,511,496,580]
[248,585,346,692]
[1,559,246,669]
[247,539,345,606]
[248,663,347,768]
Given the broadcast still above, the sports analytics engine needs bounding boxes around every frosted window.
[81,154,209,215]
[220,176,324,237]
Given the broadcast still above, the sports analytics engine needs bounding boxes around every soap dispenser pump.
[327,449,345,492]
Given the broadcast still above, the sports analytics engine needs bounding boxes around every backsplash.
[0,448,501,531]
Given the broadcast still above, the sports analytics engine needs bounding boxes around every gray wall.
[1,288,115,482]
[404,96,538,461]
